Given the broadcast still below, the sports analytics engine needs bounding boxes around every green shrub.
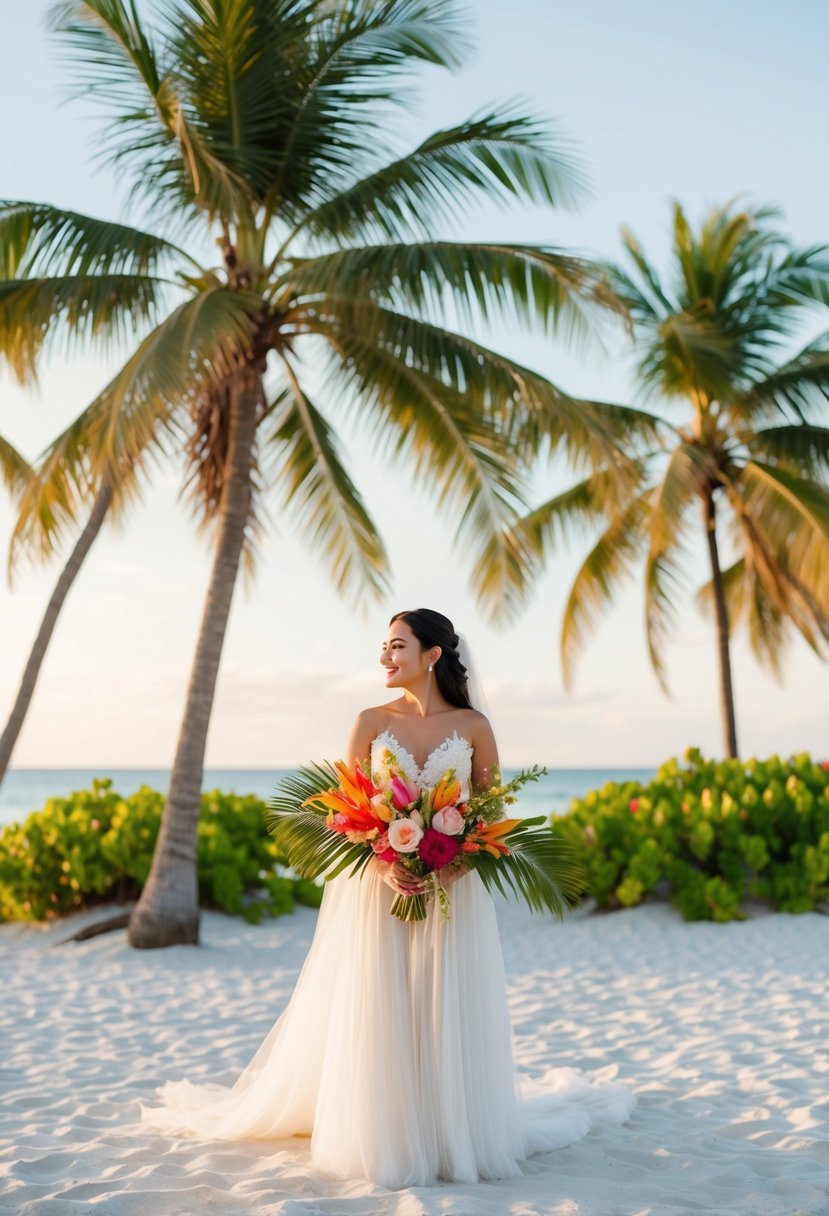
[555,748,829,921]
[0,780,323,923]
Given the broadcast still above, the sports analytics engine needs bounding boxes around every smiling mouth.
[384,666,399,677]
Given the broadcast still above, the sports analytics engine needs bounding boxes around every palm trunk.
[702,489,738,758]
[0,481,113,785]
[127,371,259,948]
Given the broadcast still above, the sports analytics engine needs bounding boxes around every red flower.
[418,828,460,870]
[822,761,829,771]
[629,798,639,814]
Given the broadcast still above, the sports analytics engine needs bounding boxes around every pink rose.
[387,818,424,853]
[431,805,464,835]
[371,834,397,863]
[390,776,419,809]
[418,828,460,870]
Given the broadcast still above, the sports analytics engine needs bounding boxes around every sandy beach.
[1,896,828,1216]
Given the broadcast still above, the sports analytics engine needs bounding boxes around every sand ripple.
[1,899,828,1215]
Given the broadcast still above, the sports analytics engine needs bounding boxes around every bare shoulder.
[354,700,402,725]
[348,705,383,735]
[462,706,491,729]
[455,707,494,742]
[345,705,393,764]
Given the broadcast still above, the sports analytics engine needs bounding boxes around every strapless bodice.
[370,728,472,798]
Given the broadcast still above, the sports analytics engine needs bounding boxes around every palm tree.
[0,480,114,784]
[0,0,633,947]
[474,201,829,757]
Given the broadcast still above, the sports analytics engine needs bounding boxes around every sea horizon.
[0,764,659,827]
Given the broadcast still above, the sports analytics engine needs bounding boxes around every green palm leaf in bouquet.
[265,761,587,920]
[469,815,586,919]
[265,763,375,883]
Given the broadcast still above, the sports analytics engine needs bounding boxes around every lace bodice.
[371,728,473,799]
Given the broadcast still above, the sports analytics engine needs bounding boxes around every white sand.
[1,895,828,1216]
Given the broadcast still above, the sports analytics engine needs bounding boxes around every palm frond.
[643,545,688,694]
[10,287,260,563]
[560,495,650,688]
[292,104,586,247]
[48,0,251,220]
[641,444,704,690]
[741,459,829,549]
[264,0,472,215]
[0,273,167,384]
[283,241,621,346]
[470,461,651,619]
[735,461,829,620]
[318,326,530,598]
[743,423,829,485]
[725,475,829,646]
[648,441,708,551]
[736,332,829,425]
[305,299,659,472]
[0,434,33,498]
[0,200,195,278]
[763,245,829,311]
[470,817,586,919]
[697,556,785,678]
[264,365,390,605]
[265,763,373,881]
[614,227,675,320]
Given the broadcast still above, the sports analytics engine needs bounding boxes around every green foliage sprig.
[555,748,829,921]
[0,780,323,924]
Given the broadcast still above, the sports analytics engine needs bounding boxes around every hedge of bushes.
[4,750,828,927]
[0,779,322,924]
[554,748,829,921]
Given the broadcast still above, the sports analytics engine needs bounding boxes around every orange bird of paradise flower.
[302,760,392,832]
[428,771,462,811]
[468,818,522,857]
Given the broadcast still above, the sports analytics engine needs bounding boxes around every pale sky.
[0,0,827,768]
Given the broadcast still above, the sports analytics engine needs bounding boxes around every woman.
[139,608,636,1187]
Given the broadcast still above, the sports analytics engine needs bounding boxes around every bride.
[139,607,636,1187]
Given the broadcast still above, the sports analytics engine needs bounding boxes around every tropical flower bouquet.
[265,752,585,922]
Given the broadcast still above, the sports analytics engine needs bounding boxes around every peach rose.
[431,806,465,835]
[387,818,424,853]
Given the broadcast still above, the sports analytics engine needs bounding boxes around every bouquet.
[266,750,584,922]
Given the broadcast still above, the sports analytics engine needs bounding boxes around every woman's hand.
[375,858,429,896]
[440,861,470,888]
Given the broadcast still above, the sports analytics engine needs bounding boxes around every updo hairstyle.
[389,608,472,710]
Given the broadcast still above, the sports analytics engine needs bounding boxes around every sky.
[0,0,827,769]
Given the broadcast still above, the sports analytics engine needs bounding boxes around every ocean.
[0,766,657,828]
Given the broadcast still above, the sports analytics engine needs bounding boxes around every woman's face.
[380,618,430,689]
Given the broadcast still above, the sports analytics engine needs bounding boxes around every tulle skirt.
[139,865,636,1188]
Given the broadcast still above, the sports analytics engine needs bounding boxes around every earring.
[428,663,433,672]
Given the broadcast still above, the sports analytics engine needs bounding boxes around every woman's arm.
[344,708,380,768]
[442,713,499,889]
[470,713,500,794]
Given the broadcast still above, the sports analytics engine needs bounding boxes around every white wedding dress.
[138,731,636,1187]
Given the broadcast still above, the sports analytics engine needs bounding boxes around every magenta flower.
[418,828,460,871]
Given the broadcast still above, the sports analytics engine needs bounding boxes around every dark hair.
[389,608,472,709]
